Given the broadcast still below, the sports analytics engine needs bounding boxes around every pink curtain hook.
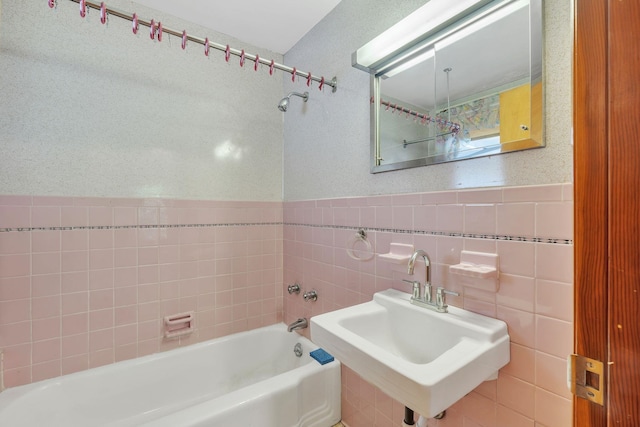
[269,60,275,75]
[181,30,187,50]
[291,67,296,82]
[149,19,156,40]
[239,50,245,67]
[132,13,138,34]
[79,0,86,17]
[48,0,56,9]
[157,22,163,42]
[306,72,312,87]
[204,38,210,56]
[254,54,259,71]
[225,45,230,62]
[100,2,107,24]
[318,76,325,91]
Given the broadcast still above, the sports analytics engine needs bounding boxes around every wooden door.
[574,0,640,426]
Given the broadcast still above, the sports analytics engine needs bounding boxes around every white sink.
[310,289,510,417]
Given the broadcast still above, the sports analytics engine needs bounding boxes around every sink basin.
[310,289,510,417]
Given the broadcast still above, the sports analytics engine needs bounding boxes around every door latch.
[568,354,604,405]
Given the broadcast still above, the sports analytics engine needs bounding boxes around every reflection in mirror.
[358,0,543,173]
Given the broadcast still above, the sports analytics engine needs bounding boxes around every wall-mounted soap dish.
[378,243,414,264]
[164,311,195,339]
[450,251,499,291]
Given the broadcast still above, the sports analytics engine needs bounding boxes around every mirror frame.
[356,0,544,173]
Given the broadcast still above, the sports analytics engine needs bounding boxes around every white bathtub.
[0,323,341,427]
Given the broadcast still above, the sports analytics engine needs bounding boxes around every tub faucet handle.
[303,289,318,302]
[287,283,301,294]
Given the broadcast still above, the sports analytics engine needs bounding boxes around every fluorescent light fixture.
[352,0,494,72]
[435,0,529,51]
[382,49,435,78]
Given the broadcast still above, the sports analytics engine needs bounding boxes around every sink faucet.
[405,249,459,313]
[287,317,308,332]
[407,249,432,303]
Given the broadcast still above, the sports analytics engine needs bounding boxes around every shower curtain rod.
[62,0,338,93]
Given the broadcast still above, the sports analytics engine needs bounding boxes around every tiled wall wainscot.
[0,196,283,388]
[283,183,574,427]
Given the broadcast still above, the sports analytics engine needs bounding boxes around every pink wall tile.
[88,207,113,227]
[464,204,496,235]
[61,354,88,375]
[31,206,60,228]
[535,315,572,358]
[62,251,88,273]
[32,231,60,253]
[536,202,573,240]
[534,388,572,427]
[503,184,564,203]
[497,374,535,419]
[497,306,536,348]
[0,276,30,301]
[496,274,535,312]
[89,230,114,250]
[496,203,535,237]
[30,274,58,297]
[536,279,573,322]
[62,230,88,251]
[0,232,31,255]
[458,188,503,204]
[536,243,573,283]
[0,254,30,278]
[436,204,464,232]
[496,241,535,277]
[61,333,88,358]
[0,299,30,324]
[32,338,60,364]
[500,343,536,383]
[0,195,32,206]
[3,344,32,369]
[32,296,60,319]
[32,252,61,275]
[114,207,137,226]
[0,206,31,228]
[496,405,534,427]
[138,207,159,226]
[62,312,88,336]
[61,207,87,228]
[62,292,88,316]
[535,351,572,399]
[62,272,88,294]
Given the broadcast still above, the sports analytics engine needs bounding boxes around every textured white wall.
[0,0,284,201]
[282,0,573,200]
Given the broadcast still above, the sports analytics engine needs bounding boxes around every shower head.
[278,91,309,112]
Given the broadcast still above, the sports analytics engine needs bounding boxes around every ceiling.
[132,0,343,54]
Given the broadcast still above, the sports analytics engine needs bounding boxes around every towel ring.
[346,229,374,261]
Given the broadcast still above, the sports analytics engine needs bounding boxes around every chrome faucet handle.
[303,289,318,301]
[402,279,422,300]
[435,287,459,311]
[287,283,301,294]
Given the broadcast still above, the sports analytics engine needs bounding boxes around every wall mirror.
[353,0,543,173]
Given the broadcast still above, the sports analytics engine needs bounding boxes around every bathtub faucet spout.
[287,318,308,332]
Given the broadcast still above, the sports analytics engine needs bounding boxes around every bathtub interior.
[0,324,341,427]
